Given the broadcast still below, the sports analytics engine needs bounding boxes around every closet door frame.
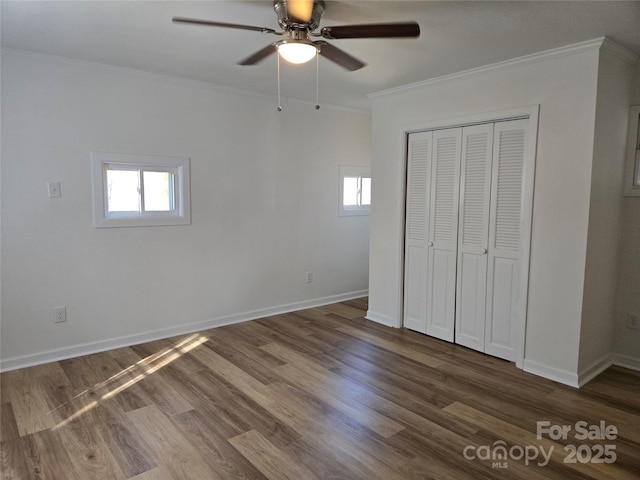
[399,105,539,369]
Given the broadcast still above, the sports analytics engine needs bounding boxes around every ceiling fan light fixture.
[277,41,318,64]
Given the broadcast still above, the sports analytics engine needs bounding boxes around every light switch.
[48,181,61,198]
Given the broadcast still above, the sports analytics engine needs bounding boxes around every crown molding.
[369,37,618,100]
[0,47,370,114]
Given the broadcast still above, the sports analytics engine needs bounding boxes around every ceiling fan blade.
[172,17,277,34]
[238,44,278,65]
[320,22,420,40]
[316,41,365,71]
[286,0,314,23]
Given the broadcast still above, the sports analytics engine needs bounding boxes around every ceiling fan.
[173,0,420,71]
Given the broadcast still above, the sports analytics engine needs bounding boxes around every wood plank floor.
[2,297,639,479]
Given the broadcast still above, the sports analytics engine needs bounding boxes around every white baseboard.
[523,359,580,388]
[0,290,368,372]
[611,353,640,371]
[577,353,615,387]
[524,353,640,388]
[365,310,398,328]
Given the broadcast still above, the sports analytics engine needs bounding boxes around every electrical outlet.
[306,271,313,284]
[47,181,61,198]
[52,306,66,323]
[627,312,639,330]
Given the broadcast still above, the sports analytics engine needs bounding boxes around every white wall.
[614,64,640,367]
[0,49,371,370]
[368,41,604,384]
[578,48,634,376]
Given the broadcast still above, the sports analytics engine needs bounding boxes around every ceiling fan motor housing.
[274,0,325,31]
[173,3,417,71]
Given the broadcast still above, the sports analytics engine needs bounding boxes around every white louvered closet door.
[484,119,528,361]
[403,116,533,362]
[425,128,462,342]
[455,124,494,351]
[403,131,433,334]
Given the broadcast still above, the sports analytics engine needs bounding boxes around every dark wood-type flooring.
[1,297,639,479]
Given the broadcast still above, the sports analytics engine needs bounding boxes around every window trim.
[91,152,191,228]
[624,106,640,196]
[339,165,371,217]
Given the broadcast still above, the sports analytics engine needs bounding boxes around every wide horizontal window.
[92,152,190,228]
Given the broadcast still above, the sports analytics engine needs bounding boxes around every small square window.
[92,152,190,228]
[339,165,371,216]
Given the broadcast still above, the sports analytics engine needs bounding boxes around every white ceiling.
[2,1,640,110]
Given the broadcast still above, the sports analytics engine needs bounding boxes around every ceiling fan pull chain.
[277,53,283,112]
[315,50,320,110]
